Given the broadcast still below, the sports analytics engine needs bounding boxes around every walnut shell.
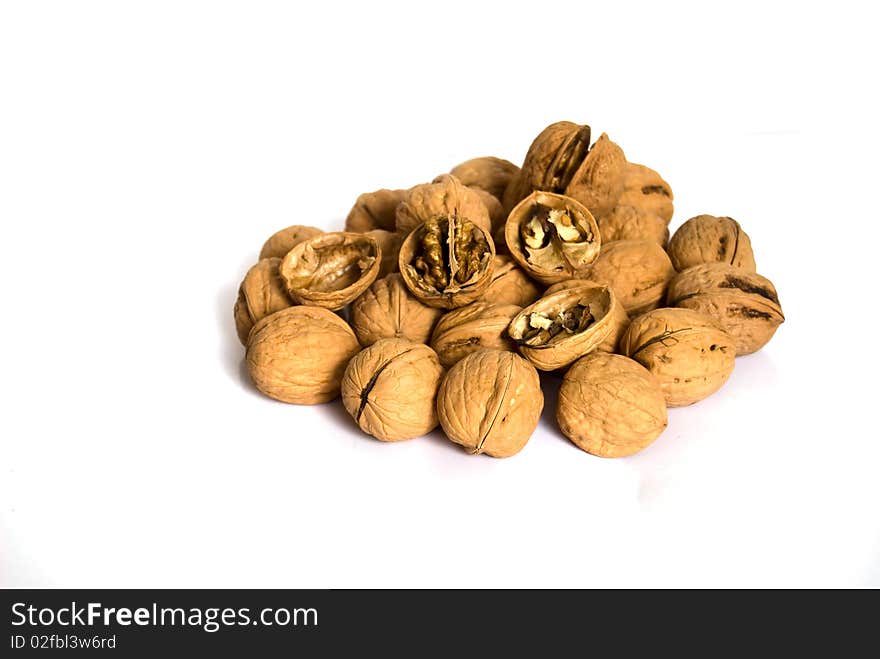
[345,188,408,233]
[233,257,294,345]
[667,214,756,272]
[449,156,520,201]
[587,240,675,316]
[470,187,506,235]
[398,216,495,309]
[395,174,492,236]
[557,352,667,457]
[437,349,543,458]
[597,205,669,247]
[666,263,784,355]
[350,273,443,347]
[508,284,618,371]
[430,301,521,368]
[505,191,601,285]
[280,232,381,311]
[619,307,735,407]
[543,279,630,352]
[365,229,403,278]
[258,225,324,260]
[480,255,544,307]
[246,306,360,404]
[341,339,444,442]
[616,163,674,222]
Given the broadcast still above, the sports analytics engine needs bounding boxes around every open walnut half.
[280,232,381,310]
[505,191,600,285]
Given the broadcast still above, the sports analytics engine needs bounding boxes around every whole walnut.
[341,339,444,442]
[430,301,521,368]
[470,187,506,235]
[620,307,735,407]
[345,188,408,233]
[596,205,669,247]
[233,257,294,345]
[349,273,443,346]
[259,225,324,260]
[667,214,756,272]
[615,163,674,222]
[246,306,360,404]
[557,352,667,457]
[480,255,544,307]
[666,263,784,355]
[449,156,520,201]
[365,229,403,278]
[395,174,492,236]
[437,349,543,458]
[543,279,630,352]
[587,240,675,316]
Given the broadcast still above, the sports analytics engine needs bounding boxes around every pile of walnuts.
[234,121,784,459]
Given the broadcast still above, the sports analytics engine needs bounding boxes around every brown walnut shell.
[365,229,403,278]
[449,156,520,201]
[480,255,544,307]
[437,349,543,458]
[345,188,408,233]
[233,258,294,345]
[619,307,735,407]
[587,240,675,317]
[246,306,360,405]
[430,301,522,368]
[259,225,324,260]
[505,191,601,285]
[667,214,756,272]
[280,232,381,311]
[666,263,784,355]
[616,163,674,223]
[543,279,630,352]
[349,273,443,347]
[395,174,492,236]
[557,352,668,458]
[398,216,495,309]
[470,187,506,235]
[508,284,618,371]
[597,205,669,247]
[341,339,444,442]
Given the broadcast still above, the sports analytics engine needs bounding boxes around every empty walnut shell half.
[587,240,675,317]
[666,263,784,355]
[350,273,443,347]
[480,255,544,307]
[508,284,618,371]
[596,205,669,247]
[341,339,444,442]
[543,279,630,352]
[667,214,756,272]
[246,306,360,405]
[449,156,520,201]
[505,191,601,285]
[395,174,492,236]
[345,188,408,233]
[619,307,735,407]
[616,163,674,223]
[557,352,668,458]
[258,224,324,260]
[437,349,543,458]
[233,257,295,345]
[398,216,495,309]
[430,301,522,368]
[280,232,381,311]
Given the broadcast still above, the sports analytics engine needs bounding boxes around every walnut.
[505,191,601,284]
[345,188,408,233]
[246,306,360,404]
[258,225,324,260]
[596,205,669,247]
[341,339,444,442]
[470,186,506,236]
[557,352,667,457]
[480,255,544,307]
[666,263,784,355]
[619,307,735,407]
[543,279,630,352]
[233,258,294,345]
[395,174,492,236]
[667,214,756,272]
[349,273,443,346]
[437,349,543,458]
[586,240,675,317]
[449,156,520,201]
[365,229,403,278]
[430,301,522,368]
[616,163,674,222]
[280,232,381,310]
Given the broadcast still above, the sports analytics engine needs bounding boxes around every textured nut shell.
[667,215,756,272]
[365,229,403,278]
[280,232,381,310]
[505,191,601,285]
[480,255,544,307]
[666,263,784,355]
[508,284,616,371]
[259,225,324,260]
[557,353,667,457]
[430,302,521,368]
[341,339,444,442]
[543,279,630,352]
[587,240,675,316]
[345,188,408,233]
[349,273,443,346]
[450,156,520,201]
[246,306,360,404]
[395,174,492,236]
[620,307,735,407]
[616,163,674,223]
[565,133,627,219]
[233,258,293,345]
[597,205,669,247]
[471,187,506,235]
[437,350,543,458]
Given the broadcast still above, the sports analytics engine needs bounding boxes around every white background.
[1,1,878,588]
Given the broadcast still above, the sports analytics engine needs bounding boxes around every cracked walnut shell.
[667,214,756,272]
[345,188,408,233]
[350,273,443,347]
[233,257,294,345]
[587,240,675,317]
[543,279,630,353]
[395,174,492,236]
[430,301,521,368]
[258,224,324,260]
[449,156,520,201]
